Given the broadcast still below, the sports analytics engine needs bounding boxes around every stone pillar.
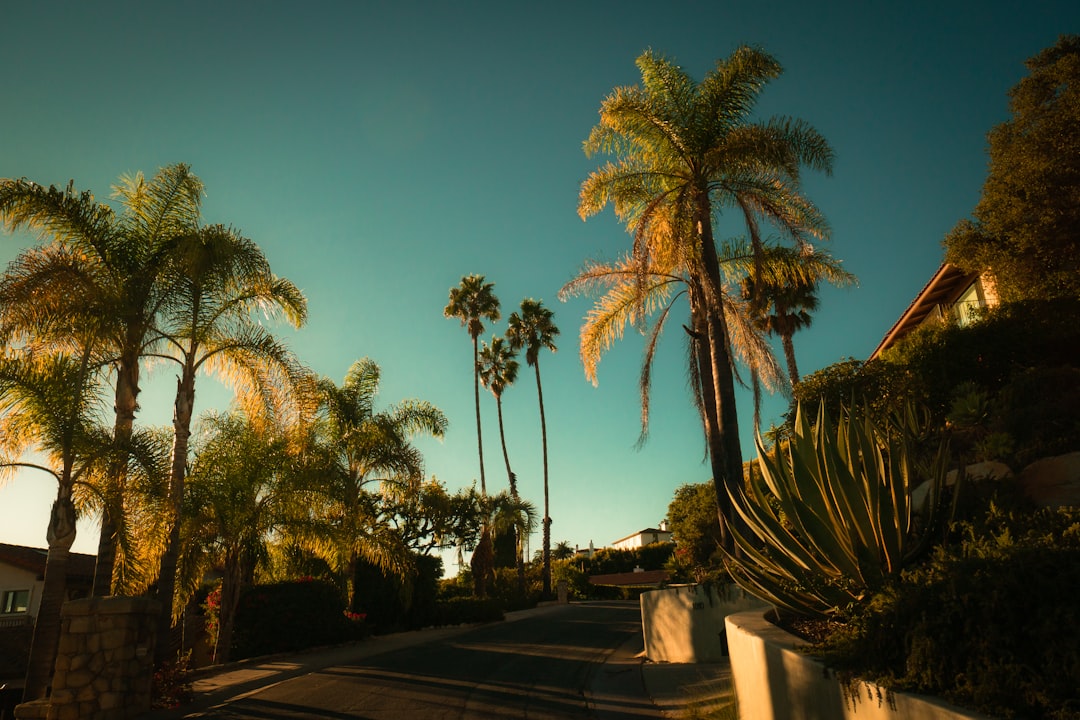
[556,579,568,604]
[15,596,160,720]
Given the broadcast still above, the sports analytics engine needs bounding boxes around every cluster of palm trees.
[444,276,559,598]
[0,165,471,695]
[561,47,854,549]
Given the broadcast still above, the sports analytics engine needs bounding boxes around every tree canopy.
[945,34,1080,301]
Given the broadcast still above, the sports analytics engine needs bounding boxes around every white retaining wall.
[724,610,993,720]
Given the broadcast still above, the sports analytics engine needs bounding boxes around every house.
[0,543,96,627]
[869,263,999,361]
[610,522,673,551]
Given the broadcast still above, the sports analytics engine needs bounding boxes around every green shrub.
[353,553,444,632]
[231,579,364,660]
[431,597,504,626]
[813,507,1080,720]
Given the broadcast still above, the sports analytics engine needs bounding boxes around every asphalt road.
[171,601,663,720]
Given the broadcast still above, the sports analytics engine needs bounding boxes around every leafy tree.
[577,48,833,548]
[0,165,204,594]
[506,299,559,597]
[667,482,724,577]
[944,35,1080,301]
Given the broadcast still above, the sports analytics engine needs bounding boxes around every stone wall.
[15,596,159,720]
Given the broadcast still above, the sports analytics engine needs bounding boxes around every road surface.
[167,601,663,719]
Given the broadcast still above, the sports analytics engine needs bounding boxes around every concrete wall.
[641,583,766,663]
[725,610,992,720]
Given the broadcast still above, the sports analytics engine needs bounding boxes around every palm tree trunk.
[690,297,732,552]
[472,336,487,496]
[155,366,196,665]
[495,397,525,595]
[23,490,77,700]
[696,194,744,552]
[214,553,242,665]
[782,332,800,385]
[534,361,552,600]
[94,350,140,596]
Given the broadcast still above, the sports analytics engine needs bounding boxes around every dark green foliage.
[994,366,1080,466]
[667,483,725,582]
[813,507,1080,720]
[230,579,364,660]
[352,553,444,632]
[492,527,517,569]
[582,543,674,576]
[791,299,1080,465]
[431,597,504,626]
[944,35,1080,302]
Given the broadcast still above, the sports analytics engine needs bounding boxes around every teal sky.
[1,1,1076,566]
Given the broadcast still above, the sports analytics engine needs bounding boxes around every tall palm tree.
[0,165,204,594]
[443,275,500,496]
[741,244,853,384]
[578,48,833,547]
[738,243,855,430]
[561,244,784,457]
[148,223,308,662]
[478,336,519,497]
[444,275,500,598]
[477,336,524,591]
[308,358,447,611]
[0,348,114,699]
[506,299,559,597]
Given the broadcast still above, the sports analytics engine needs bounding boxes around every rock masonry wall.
[16,596,159,720]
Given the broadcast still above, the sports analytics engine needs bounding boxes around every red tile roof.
[0,543,96,581]
[588,569,669,587]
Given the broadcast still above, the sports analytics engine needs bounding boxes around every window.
[2,589,30,614]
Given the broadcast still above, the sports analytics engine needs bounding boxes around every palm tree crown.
[577,48,835,549]
[505,298,559,597]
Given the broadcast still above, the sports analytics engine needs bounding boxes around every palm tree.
[478,337,519,497]
[181,410,313,665]
[578,48,833,547]
[478,336,524,591]
[308,359,447,611]
[148,223,309,662]
[561,244,784,464]
[0,348,113,699]
[505,299,559,598]
[738,244,855,431]
[0,165,204,594]
[443,275,501,496]
[551,541,575,561]
[444,275,500,598]
[741,245,853,385]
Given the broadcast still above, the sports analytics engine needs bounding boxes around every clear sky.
[1,1,1076,569]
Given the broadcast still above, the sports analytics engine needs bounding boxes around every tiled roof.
[869,263,979,360]
[0,543,96,581]
[588,569,669,587]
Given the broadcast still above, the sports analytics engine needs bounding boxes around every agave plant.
[725,401,953,619]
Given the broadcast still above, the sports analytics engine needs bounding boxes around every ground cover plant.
[810,506,1080,719]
